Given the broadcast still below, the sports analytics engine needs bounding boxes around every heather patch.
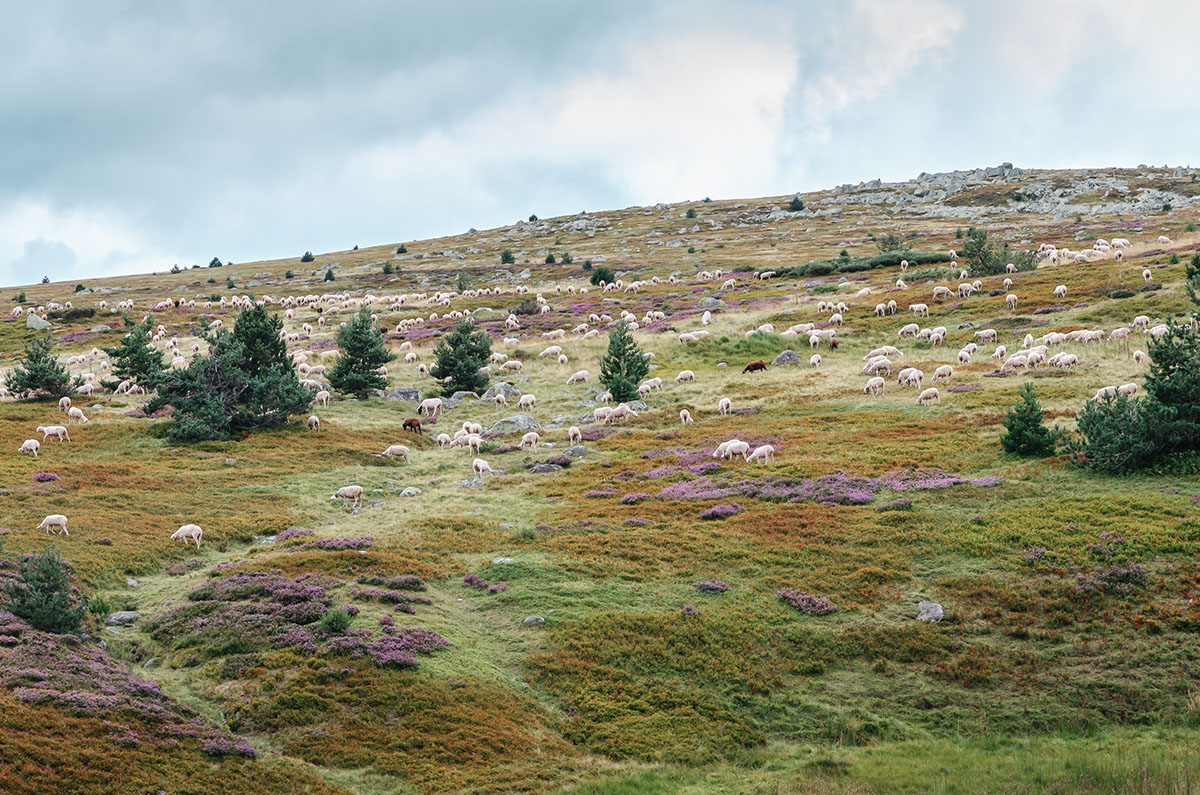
[657,468,1001,506]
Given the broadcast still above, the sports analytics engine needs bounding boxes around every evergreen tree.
[329,306,395,398]
[430,320,491,397]
[788,196,804,212]
[324,268,335,282]
[5,547,85,634]
[103,318,167,389]
[1142,322,1200,456]
[599,322,649,403]
[8,335,80,398]
[1000,384,1059,456]
[148,306,311,441]
[589,266,614,286]
[500,249,515,265]
[1186,252,1200,309]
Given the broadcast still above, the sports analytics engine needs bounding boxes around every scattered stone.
[717,362,727,367]
[530,463,562,474]
[698,296,724,309]
[125,578,138,588]
[772,349,803,365]
[258,535,278,545]
[492,557,515,564]
[443,390,480,409]
[90,324,112,333]
[105,611,140,627]
[459,475,485,489]
[917,601,944,622]
[400,487,422,497]
[487,414,540,434]
[142,658,157,669]
[384,387,422,402]
[26,314,51,331]
[481,382,524,402]
[565,445,586,458]
[523,616,545,627]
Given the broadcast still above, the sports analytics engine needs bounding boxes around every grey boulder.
[917,601,944,622]
[26,314,51,331]
[487,414,540,434]
[384,387,422,402]
[104,611,140,626]
[772,349,803,365]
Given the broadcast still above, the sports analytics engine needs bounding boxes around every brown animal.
[403,417,423,434]
[830,337,839,349]
[742,359,768,373]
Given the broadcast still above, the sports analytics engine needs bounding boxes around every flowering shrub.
[619,493,651,505]
[463,573,507,593]
[96,537,113,546]
[357,573,426,591]
[876,498,913,512]
[777,589,837,616]
[699,503,741,520]
[693,580,729,593]
[276,527,315,541]
[202,736,257,759]
[584,489,616,498]
[309,536,374,550]
[1075,563,1149,595]
[680,604,698,617]
[33,472,59,482]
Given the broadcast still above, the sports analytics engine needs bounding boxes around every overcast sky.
[2,0,1199,286]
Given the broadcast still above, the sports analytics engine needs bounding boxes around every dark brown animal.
[403,417,423,434]
[742,360,768,373]
[830,337,839,349]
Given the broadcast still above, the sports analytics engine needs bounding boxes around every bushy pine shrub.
[599,322,649,403]
[329,306,395,398]
[8,335,80,398]
[5,547,85,634]
[103,318,167,390]
[1001,384,1060,456]
[430,320,491,397]
[589,266,614,285]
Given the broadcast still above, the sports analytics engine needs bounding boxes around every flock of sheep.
[6,226,1185,545]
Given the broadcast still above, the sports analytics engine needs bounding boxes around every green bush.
[511,298,540,316]
[329,306,395,398]
[319,606,353,634]
[545,253,556,264]
[5,547,85,634]
[1066,393,1158,472]
[599,322,649,403]
[685,208,696,219]
[47,307,95,320]
[1169,253,1180,265]
[590,267,615,286]
[960,226,1034,275]
[8,335,80,398]
[1001,384,1060,456]
[500,249,515,265]
[323,268,335,282]
[382,262,394,275]
[807,262,836,276]
[396,244,408,254]
[103,319,167,390]
[14,292,25,303]
[147,306,312,442]
[561,252,573,264]
[788,196,804,212]
[285,270,294,279]
[1143,322,1200,456]
[74,284,85,293]
[877,233,903,253]
[300,251,314,263]
[430,320,491,397]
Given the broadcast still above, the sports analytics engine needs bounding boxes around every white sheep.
[568,426,583,443]
[1094,386,1118,401]
[717,397,733,415]
[597,391,613,404]
[59,396,71,412]
[909,303,929,317]
[419,398,443,416]
[38,514,69,535]
[382,444,410,462]
[744,444,775,464]
[314,390,331,408]
[864,376,885,396]
[436,432,453,449]
[566,370,589,385]
[519,431,541,450]
[170,523,203,549]
[1133,349,1147,365]
[1143,269,1153,283]
[307,415,321,431]
[680,408,693,425]
[916,387,940,405]
[810,354,821,367]
[723,440,751,459]
[19,439,40,457]
[1118,383,1139,396]
[331,485,363,508]
[472,457,494,475]
[67,407,89,424]
[932,365,954,383]
[518,394,536,409]
[38,425,71,443]
[675,370,695,384]
[1053,285,1067,298]
[495,393,508,407]
[1005,294,1018,309]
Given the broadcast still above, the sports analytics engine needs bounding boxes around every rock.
[105,611,140,627]
[98,639,107,651]
[487,414,540,434]
[443,390,480,409]
[917,601,944,622]
[26,314,51,331]
[459,475,485,489]
[565,445,587,458]
[259,535,278,545]
[626,400,648,412]
[142,657,157,669]
[90,324,112,333]
[481,382,524,402]
[400,487,422,497]
[523,615,546,627]
[717,362,727,367]
[698,296,724,309]
[125,578,139,588]
[384,387,422,402]
[492,557,515,564]
[772,349,803,365]
[530,463,562,474]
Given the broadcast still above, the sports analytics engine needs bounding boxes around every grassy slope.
[2,168,1199,793]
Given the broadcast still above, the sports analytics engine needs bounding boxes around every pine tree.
[330,306,395,398]
[430,320,491,397]
[788,196,804,212]
[324,268,335,282]
[1186,252,1200,309]
[103,318,167,389]
[5,547,85,634]
[1142,322,1200,456]
[500,249,515,264]
[1000,384,1059,456]
[148,306,311,441]
[8,335,80,398]
[599,322,649,403]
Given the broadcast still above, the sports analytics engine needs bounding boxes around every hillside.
[2,164,1199,794]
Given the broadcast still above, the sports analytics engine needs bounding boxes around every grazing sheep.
[1094,386,1119,401]
[742,359,767,373]
[314,390,331,407]
[436,432,452,448]
[568,426,583,443]
[887,300,897,314]
[519,431,541,450]
[58,396,71,412]
[899,323,920,338]
[382,444,410,462]
[744,444,775,464]
[829,313,843,326]
[331,485,364,508]
[1118,383,1139,396]
[566,370,589,385]
[418,398,443,416]
[403,417,423,434]
[501,360,523,372]
[473,457,494,475]
[810,354,821,367]
[957,349,972,365]
[717,397,733,415]
[597,391,613,404]
[37,425,71,442]
[1133,349,1147,364]
[723,440,751,459]
[675,370,695,384]
[1143,269,1153,283]
[517,394,536,409]
[67,407,88,424]
[680,409,693,425]
[307,415,321,431]
[864,376,885,396]
[1158,235,1171,244]
[38,514,69,535]
[932,286,953,300]
[909,303,929,317]
[1054,285,1067,298]
[916,387,941,405]
[932,365,954,383]
[875,303,887,316]
[170,524,203,549]
[19,439,40,457]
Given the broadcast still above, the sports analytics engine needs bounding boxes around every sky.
[2,0,1199,286]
